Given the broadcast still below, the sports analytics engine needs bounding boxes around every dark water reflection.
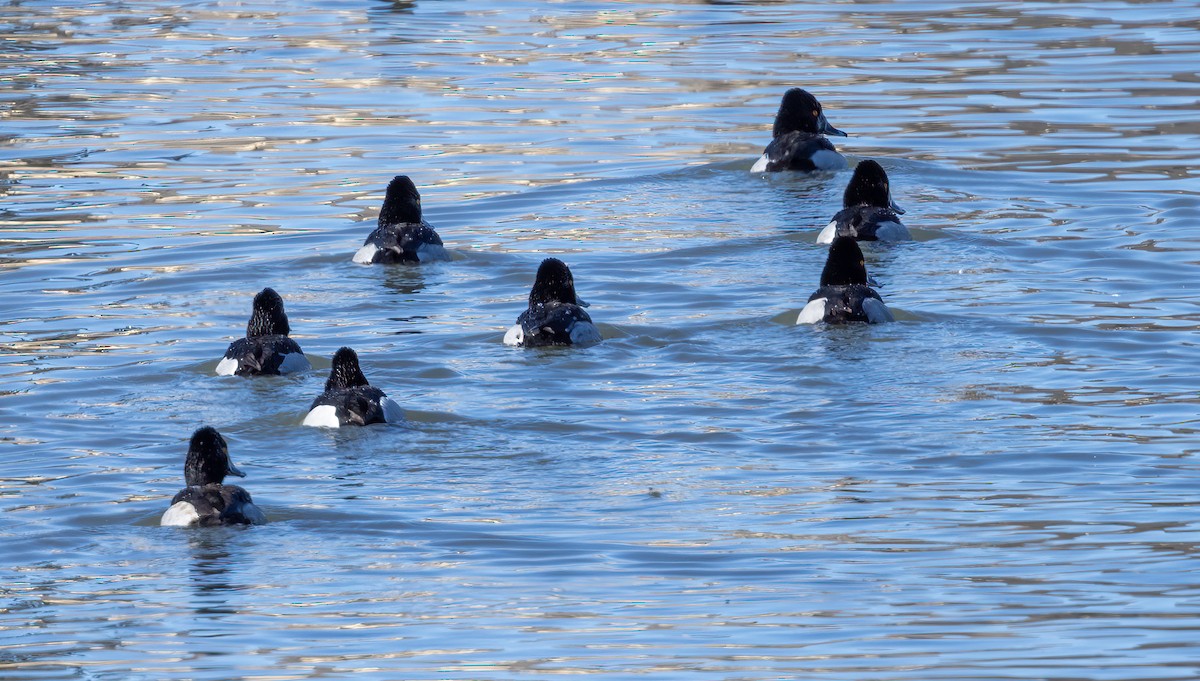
[2,0,1200,679]
[184,532,242,615]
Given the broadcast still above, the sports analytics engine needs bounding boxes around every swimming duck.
[216,287,311,376]
[302,347,403,427]
[797,236,894,324]
[751,88,848,173]
[817,160,909,244]
[353,175,448,264]
[504,258,601,347]
[161,426,267,527]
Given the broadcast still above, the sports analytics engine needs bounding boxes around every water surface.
[3,1,1200,679]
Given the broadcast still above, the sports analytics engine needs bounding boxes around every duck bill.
[575,295,590,308]
[227,461,247,478]
[819,113,848,137]
[890,197,906,215]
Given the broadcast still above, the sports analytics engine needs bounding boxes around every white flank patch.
[569,321,602,345]
[352,244,379,264]
[416,243,451,262]
[503,324,524,346]
[796,298,827,325]
[873,221,911,242]
[382,397,405,424]
[816,220,838,244]
[161,501,200,527]
[277,352,312,375]
[242,502,268,525]
[750,154,769,173]
[863,298,894,324]
[215,356,239,376]
[811,149,847,171]
[302,404,341,428]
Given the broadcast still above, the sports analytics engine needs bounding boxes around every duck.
[161,426,267,527]
[216,287,311,376]
[751,88,848,173]
[353,175,449,264]
[817,160,910,244]
[302,347,404,427]
[797,236,894,324]
[504,258,601,347]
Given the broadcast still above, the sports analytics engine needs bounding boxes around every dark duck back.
[303,347,402,427]
[752,88,848,173]
[798,236,893,324]
[161,426,267,527]
[819,160,909,243]
[504,258,601,347]
[353,175,447,264]
[217,287,310,376]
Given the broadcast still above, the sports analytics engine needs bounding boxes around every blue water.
[3,1,1200,679]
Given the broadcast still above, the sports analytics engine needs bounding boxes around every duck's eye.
[812,109,819,117]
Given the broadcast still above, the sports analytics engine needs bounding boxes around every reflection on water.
[2,0,1200,678]
[185,532,240,615]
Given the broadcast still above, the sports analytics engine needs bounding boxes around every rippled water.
[3,1,1200,678]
